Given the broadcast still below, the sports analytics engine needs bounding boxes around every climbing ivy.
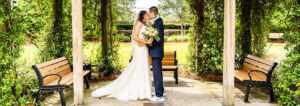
[38,0,73,62]
[0,0,37,105]
[96,0,121,76]
[236,0,280,57]
[186,0,224,75]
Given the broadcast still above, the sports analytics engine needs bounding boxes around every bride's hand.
[145,40,153,44]
[138,43,146,47]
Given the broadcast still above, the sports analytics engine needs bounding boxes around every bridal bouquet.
[142,27,160,46]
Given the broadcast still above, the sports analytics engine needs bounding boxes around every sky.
[133,0,160,13]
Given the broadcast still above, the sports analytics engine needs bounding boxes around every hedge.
[117,24,191,30]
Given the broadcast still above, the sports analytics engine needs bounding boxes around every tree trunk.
[180,15,184,36]
[109,0,113,56]
[240,0,252,56]
[52,0,64,58]
[53,0,63,40]
[100,0,108,57]
[191,0,205,72]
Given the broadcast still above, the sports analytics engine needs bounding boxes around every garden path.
[44,77,275,106]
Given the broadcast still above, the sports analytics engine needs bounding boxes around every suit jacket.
[148,18,164,58]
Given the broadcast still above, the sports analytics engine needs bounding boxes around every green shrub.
[118,33,131,42]
[0,1,37,105]
[117,24,191,30]
[273,32,299,105]
[169,35,180,42]
[166,35,188,42]
[272,0,299,105]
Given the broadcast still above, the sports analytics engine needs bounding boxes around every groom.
[147,6,165,101]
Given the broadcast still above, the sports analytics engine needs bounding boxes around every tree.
[115,0,136,24]
[236,0,279,57]
[239,0,252,56]
[95,0,121,76]
[100,0,108,57]
[159,0,189,36]
[186,0,205,73]
[39,0,73,61]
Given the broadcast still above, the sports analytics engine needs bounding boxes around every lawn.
[81,42,189,67]
[20,42,285,68]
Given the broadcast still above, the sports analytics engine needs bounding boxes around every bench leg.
[35,90,41,105]
[268,84,275,103]
[58,89,66,106]
[244,83,251,103]
[84,75,90,89]
[174,69,178,84]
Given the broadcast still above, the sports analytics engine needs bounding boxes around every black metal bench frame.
[236,54,278,103]
[32,56,91,106]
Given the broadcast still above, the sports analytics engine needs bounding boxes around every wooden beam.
[72,0,83,105]
[223,0,235,106]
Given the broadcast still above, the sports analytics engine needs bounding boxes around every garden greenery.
[186,0,224,75]
[0,0,37,105]
[38,0,73,62]
[273,0,299,105]
[236,0,280,57]
[0,0,298,105]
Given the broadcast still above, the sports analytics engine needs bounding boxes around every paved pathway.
[44,77,275,106]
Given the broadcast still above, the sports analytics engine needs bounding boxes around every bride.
[91,10,153,101]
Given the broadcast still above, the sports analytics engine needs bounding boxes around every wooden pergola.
[71,0,236,105]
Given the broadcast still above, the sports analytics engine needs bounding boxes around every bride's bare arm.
[133,22,152,45]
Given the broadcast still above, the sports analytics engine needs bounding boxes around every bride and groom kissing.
[91,6,166,102]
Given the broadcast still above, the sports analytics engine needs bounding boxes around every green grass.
[81,42,189,67]
[117,42,189,66]
[265,43,287,62]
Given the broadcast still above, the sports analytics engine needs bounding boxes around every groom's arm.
[150,20,164,47]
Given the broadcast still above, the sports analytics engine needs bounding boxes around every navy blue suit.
[148,17,164,97]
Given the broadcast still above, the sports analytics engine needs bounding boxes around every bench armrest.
[42,73,62,85]
[235,55,245,69]
[247,70,267,81]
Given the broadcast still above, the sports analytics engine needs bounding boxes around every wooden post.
[223,0,235,106]
[72,0,83,105]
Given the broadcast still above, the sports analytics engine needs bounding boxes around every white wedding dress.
[91,24,152,101]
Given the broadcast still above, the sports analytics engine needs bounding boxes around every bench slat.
[45,71,90,86]
[164,51,175,55]
[150,61,175,65]
[43,68,71,84]
[39,60,70,74]
[46,72,73,86]
[150,66,177,70]
[37,57,67,68]
[41,64,71,76]
[242,66,267,80]
[235,70,266,81]
[247,55,273,66]
[243,62,268,73]
[149,57,175,61]
[244,58,270,71]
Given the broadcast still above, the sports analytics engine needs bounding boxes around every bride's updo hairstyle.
[138,10,147,24]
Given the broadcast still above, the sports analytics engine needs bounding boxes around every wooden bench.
[235,54,278,103]
[32,56,91,106]
[130,51,179,84]
[149,51,178,84]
